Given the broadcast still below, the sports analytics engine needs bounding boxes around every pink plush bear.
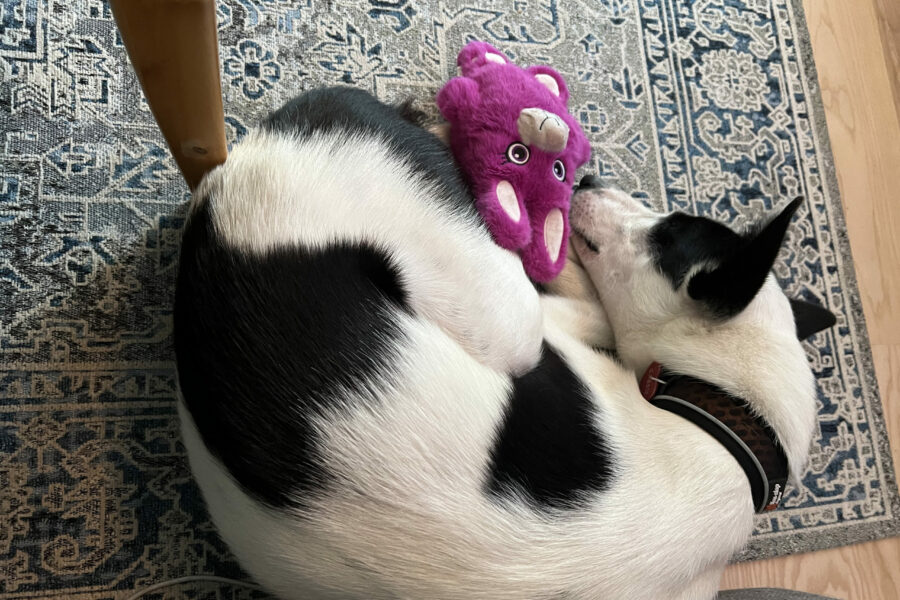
[437,41,592,282]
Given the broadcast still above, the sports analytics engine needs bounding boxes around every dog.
[174,87,835,600]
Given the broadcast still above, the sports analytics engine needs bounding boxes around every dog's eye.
[552,159,566,181]
[506,142,530,165]
[574,230,599,253]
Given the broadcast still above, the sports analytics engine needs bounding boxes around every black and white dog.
[174,87,834,600]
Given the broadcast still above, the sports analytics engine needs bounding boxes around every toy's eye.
[553,160,566,181]
[506,143,530,165]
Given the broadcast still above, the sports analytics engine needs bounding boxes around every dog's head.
[569,179,835,478]
[569,179,836,348]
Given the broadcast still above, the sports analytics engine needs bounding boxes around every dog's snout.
[579,174,603,189]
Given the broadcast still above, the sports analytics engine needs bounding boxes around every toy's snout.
[517,108,570,153]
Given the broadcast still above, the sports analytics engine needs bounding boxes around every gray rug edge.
[736,0,900,563]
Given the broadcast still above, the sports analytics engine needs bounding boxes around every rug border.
[736,0,900,562]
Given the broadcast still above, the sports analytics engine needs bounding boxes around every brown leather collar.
[640,362,789,513]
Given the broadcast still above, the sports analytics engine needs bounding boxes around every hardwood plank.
[799,0,900,464]
[802,0,900,345]
[874,0,900,120]
[721,534,900,599]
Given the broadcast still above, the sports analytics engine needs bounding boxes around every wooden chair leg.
[110,0,228,191]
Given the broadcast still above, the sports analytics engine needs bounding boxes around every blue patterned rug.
[2,0,899,598]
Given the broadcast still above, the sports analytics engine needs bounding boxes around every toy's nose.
[517,108,569,153]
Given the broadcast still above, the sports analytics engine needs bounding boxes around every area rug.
[1,0,898,597]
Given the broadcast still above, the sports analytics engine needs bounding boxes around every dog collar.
[639,362,789,513]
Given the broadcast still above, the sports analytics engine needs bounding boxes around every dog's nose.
[579,174,603,189]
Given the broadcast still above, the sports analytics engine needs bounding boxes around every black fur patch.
[485,345,614,510]
[262,87,477,217]
[647,212,743,289]
[649,199,802,318]
[395,98,429,127]
[175,202,408,508]
[685,198,802,317]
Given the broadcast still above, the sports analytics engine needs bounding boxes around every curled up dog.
[173,87,835,600]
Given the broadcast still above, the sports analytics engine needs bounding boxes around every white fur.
[180,132,818,600]
[196,128,543,376]
[180,315,750,600]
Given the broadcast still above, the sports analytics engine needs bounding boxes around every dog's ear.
[789,298,837,339]
[687,198,803,318]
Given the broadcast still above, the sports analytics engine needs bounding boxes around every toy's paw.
[477,180,531,250]
[457,41,509,75]
[521,205,568,283]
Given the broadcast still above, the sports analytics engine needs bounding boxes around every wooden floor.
[720,0,900,598]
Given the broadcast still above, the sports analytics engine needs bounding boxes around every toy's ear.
[457,41,509,76]
[788,298,837,340]
[436,76,481,122]
[526,66,570,103]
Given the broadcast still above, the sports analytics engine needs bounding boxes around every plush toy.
[437,41,592,282]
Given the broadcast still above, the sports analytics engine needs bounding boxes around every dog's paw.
[441,246,543,375]
[467,269,543,375]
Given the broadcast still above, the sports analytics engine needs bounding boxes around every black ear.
[789,298,837,339]
[687,198,803,318]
